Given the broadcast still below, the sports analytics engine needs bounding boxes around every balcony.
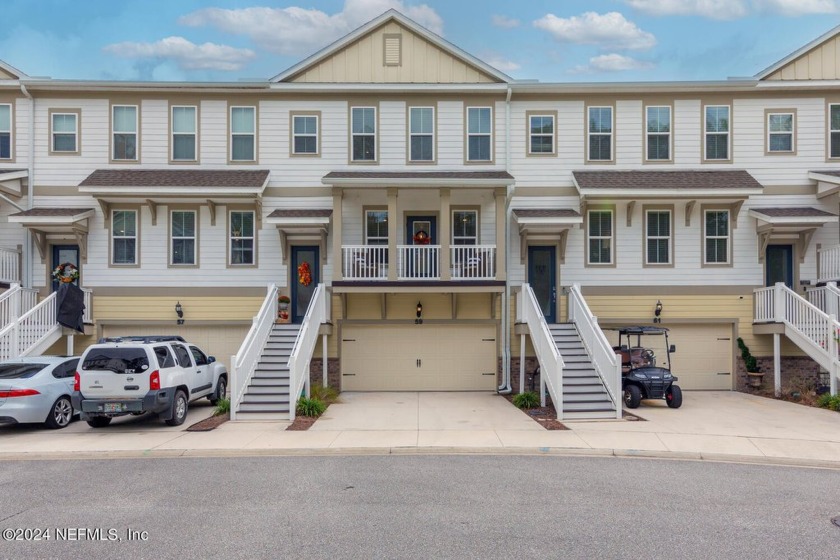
[341,245,496,281]
[818,245,840,283]
[0,247,20,284]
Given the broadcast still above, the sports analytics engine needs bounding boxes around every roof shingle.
[513,209,581,218]
[79,169,269,188]
[751,207,836,218]
[573,170,763,190]
[267,209,333,218]
[10,208,94,217]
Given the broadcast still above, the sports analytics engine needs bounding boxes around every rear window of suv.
[82,348,149,374]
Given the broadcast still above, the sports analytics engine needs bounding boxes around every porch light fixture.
[415,301,423,324]
[653,300,663,324]
[175,301,184,325]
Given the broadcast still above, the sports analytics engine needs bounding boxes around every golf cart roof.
[608,326,669,335]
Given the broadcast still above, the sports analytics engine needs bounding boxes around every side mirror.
[669,344,676,353]
[208,356,216,363]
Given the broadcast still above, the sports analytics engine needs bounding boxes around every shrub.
[513,391,540,409]
[817,393,834,409]
[310,384,340,405]
[296,397,326,417]
[737,338,760,373]
[214,397,230,416]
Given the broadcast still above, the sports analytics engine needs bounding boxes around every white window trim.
[528,114,555,155]
[230,106,256,162]
[467,106,493,162]
[409,106,435,162]
[645,209,672,265]
[51,112,78,153]
[767,111,794,153]
[645,106,671,162]
[171,105,197,161]
[170,210,197,266]
[229,210,256,265]
[704,209,731,265]
[112,105,138,161]
[452,209,478,245]
[365,209,388,245]
[351,106,377,162]
[292,114,319,155]
[111,209,138,265]
[704,105,730,161]
[0,103,10,160]
[587,106,613,162]
[587,209,614,265]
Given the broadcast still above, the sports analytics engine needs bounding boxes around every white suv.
[72,336,227,428]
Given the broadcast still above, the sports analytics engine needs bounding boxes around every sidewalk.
[1,392,839,468]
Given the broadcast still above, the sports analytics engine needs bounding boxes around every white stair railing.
[0,292,58,361]
[807,282,840,318]
[82,288,93,324]
[516,284,565,417]
[567,283,621,419]
[287,283,327,422]
[818,245,840,283]
[230,283,278,420]
[0,283,22,327]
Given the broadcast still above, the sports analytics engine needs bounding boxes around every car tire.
[165,390,188,426]
[45,396,73,429]
[87,416,112,428]
[208,376,227,405]
[666,384,683,409]
[623,385,642,409]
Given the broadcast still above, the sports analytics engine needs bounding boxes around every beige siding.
[0,68,16,80]
[766,35,840,80]
[290,22,498,84]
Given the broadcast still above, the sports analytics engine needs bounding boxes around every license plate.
[103,403,124,413]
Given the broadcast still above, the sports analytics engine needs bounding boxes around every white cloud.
[491,15,520,29]
[587,53,655,72]
[483,56,520,72]
[533,12,656,51]
[624,0,838,19]
[179,0,443,56]
[104,36,256,71]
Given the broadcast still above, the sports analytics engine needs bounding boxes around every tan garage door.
[666,324,733,390]
[101,324,250,371]
[341,324,498,391]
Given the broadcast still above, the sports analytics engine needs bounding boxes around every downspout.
[498,86,513,394]
[19,83,34,289]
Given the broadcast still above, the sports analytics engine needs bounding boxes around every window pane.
[468,108,491,134]
[706,239,727,263]
[410,108,433,134]
[706,106,729,132]
[648,239,669,264]
[468,136,490,161]
[172,239,195,265]
[769,114,792,132]
[231,135,254,160]
[531,136,553,153]
[832,105,840,131]
[706,211,728,236]
[113,211,136,236]
[52,114,76,133]
[454,211,477,238]
[353,136,375,160]
[0,133,8,158]
[352,108,375,134]
[410,136,433,161]
[172,107,196,133]
[294,116,316,135]
[589,240,611,264]
[647,107,670,133]
[366,211,388,239]
[705,135,728,160]
[647,212,669,236]
[0,105,9,130]
[114,134,137,160]
[294,136,317,154]
[173,135,195,160]
[589,108,612,133]
[832,132,840,158]
[231,107,254,133]
[769,134,792,152]
[231,240,254,264]
[530,116,553,135]
[589,212,612,236]
[113,239,136,264]
[53,134,76,152]
[589,135,611,160]
[647,135,669,160]
[231,212,254,237]
[172,211,195,237]
[113,106,136,132]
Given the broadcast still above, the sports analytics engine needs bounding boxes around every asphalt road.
[0,455,838,559]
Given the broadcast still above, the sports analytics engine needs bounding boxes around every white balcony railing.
[818,245,840,283]
[451,245,496,280]
[342,245,388,280]
[397,245,440,280]
[82,288,93,324]
[0,247,20,284]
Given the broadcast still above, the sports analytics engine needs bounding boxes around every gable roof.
[0,59,28,80]
[756,24,840,81]
[271,9,511,84]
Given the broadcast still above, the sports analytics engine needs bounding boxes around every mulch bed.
[286,415,319,430]
[503,394,568,430]
[185,412,230,431]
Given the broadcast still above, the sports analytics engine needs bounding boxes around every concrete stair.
[235,324,299,420]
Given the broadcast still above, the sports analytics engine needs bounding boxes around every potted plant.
[277,295,291,324]
[737,338,764,388]
[278,295,290,310]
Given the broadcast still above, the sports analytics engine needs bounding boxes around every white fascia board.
[514,216,583,226]
[580,188,761,198]
[748,211,835,225]
[0,170,28,181]
[266,217,331,226]
[511,80,757,95]
[20,79,267,93]
[809,172,840,185]
[79,186,264,196]
[269,83,508,94]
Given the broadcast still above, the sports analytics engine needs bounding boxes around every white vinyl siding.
[409,106,434,162]
[588,106,613,161]
[646,210,671,265]
[172,106,197,161]
[230,211,255,265]
[704,105,730,160]
[529,114,554,154]
[112,105,138,161]
[0,104,10,159]
[767,112,794,153]
[292,114,318,155]
[351,107,376,162]
[646,106,670,161]
[171,210,196,265]
[51,113,77,153]
[230,106,255,161]
[588,210,613,264]
[112,210,137,265]
[467,107,492,161]
[704,210,730,264]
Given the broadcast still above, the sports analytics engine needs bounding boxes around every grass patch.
[296,397,327,417]
[214,397,230,416]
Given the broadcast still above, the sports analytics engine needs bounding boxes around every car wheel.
[666,384,683,409]
[623,385,642,409]
[209,376,227,405]
[87,416,112,428]
[165,390,188,426]
[45,396,73,429]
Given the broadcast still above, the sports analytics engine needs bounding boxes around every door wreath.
[413,230,430,245]
[297,261,312,286]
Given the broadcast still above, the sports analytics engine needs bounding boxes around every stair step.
[563,377,604,386]
[562,410,618,420]
[241,394,290,404]
[250,377,290,387]
[246,385,290,395]
[563,393,611,403]
[563,384,609,393]
[237,403,291,413]
[233,412,290,421]
[562,401,615,412]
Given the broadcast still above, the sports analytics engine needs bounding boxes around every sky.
[1,0,839,83]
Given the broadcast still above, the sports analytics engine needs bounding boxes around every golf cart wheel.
[623,385,642,409]
[666,385,683,409]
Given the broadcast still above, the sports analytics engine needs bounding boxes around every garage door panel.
[667,324,733,391]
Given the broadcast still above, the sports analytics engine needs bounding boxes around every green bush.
[737,338,760,373]
[513,391,540,409]
[310,384,340,405]
[214,397,230,416]
[296,397,327,417]
[817,393,840,411]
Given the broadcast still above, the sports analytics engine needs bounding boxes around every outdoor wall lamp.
[415,301,423,324]
[175,301,184,325]
[653,300,663,323]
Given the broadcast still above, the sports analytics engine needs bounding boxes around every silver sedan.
[0,356,80,429]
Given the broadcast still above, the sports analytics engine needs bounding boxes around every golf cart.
[609,326,682,409]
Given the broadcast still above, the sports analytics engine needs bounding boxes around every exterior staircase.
[235,324,300,420]
[549,323,617,420]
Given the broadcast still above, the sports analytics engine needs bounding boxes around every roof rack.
[97,335,187,344]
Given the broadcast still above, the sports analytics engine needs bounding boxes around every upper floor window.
[365,210,388,245]
[830,104,840,158]
[292,114,319,155]
[172,106,197,161]
[0,104,10,159]
[351,107,376,162]
[767,112,794,153]
[704,105,730,161]
[646,106,671,161]
[112,105,138,161]
[453,210,478,245]
[587,209,613,265]
[409,107,434,162]
[704,210,730,265]
[467,107,492,161]
[588,106,613,161]
[112,210,137,265]
[645,210,671,265]
[230,106,255,162]
[171,210,196,265]
[51,112,78,153]
[230,211,255,265]
[529,114,555,155]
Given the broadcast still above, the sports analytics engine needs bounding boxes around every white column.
[773,333,781,398]
[519,334,525,394]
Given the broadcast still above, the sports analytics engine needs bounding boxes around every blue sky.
[1,0,839,83]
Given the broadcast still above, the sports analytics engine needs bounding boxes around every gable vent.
[384,34,401,67]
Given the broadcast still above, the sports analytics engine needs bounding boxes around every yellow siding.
[94,296,263,321]
[291,21,498,84]
[767,35,840,80]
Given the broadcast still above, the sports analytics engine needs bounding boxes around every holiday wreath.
[297,261,312,286]
[52,262,80,283]
[413,230,430,245]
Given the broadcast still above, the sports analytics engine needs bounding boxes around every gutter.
[19,84,33,289]
[499,86,513,394]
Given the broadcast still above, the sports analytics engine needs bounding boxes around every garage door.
[101,325,250,371]
[666,324,733,390]
[341,324,498,391]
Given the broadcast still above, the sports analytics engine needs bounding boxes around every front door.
[528,246,556,323]
[51,245,80,291]
[291,245,319,324]
[766,244,794,288]
[406,215,437,278]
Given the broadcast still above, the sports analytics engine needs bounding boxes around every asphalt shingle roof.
[79,169,269,188]
[573,170,763,190]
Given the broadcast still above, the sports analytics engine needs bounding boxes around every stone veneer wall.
[308,358,341,389]
[734,356,822,392]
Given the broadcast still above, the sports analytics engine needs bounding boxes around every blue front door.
[406,215,437,278]
[291,246,319,324]
[766,244,794,289]
[528,246,556,323]
[51,245,80,291]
